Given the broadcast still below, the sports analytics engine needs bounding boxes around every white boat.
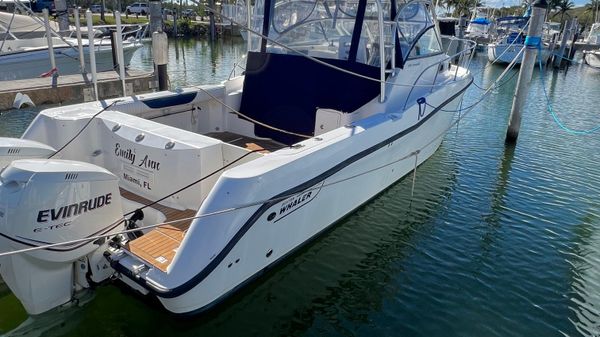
[583,50,600,68]
[0,0,474,316]
[0,36,142,80]
[487,16,550,65]
[465,7,494,45]
[584,22,600,45]
[583,23,600,68]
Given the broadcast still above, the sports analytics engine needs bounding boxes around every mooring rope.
[537,48,600,135]
[425,46,525,114]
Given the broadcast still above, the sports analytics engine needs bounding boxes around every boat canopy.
[495,16,527,32]
[470,17,490,25]
[248,0,441,67]
[239,0,443,145]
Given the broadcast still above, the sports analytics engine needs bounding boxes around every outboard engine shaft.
[0,137,56,169]
[0,159,124,315]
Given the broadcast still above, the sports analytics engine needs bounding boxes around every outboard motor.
[0,137,56,169]
[0,159,124,315]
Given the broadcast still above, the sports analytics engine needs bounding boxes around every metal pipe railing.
[402,37,476,110]
[74,8,86,74]
[246,0,252,52]
[42,9,57,73]
[374,0,386,103]
[0,10,17,52]
[86,10,98,100]
[115,11,127,97]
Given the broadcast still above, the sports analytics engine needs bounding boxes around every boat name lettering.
[114,143,161,171]
[115,143,136,165]
[36,193,112,223]
[138,155,160,171]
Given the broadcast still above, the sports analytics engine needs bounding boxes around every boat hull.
[487,43,551,65]
[584,50,600,68]
[0,43,140,81]
[151,80,470,314]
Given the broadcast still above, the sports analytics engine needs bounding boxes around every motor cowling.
[0,138,57,170]
[0,159,124,315]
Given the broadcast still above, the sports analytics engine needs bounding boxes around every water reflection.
[479,145,515,259]
[567,211,600,336]
[128,37,247,88]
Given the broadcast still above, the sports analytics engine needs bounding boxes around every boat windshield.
[253,0,439,66]
[496,16,527,34]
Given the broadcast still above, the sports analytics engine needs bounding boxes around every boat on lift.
[0,0,474,316]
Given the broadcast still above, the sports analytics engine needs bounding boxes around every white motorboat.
[583,23,600,68]
[583,50,600,68]
[465,7,494,45]
[0,0,474,316]
[584,22,600,45]
[0,34,142,81]
[487,16,550,65]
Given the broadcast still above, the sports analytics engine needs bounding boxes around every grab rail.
[374,0,386,103]
[402,36,476,110]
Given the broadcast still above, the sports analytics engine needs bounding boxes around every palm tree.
[585,0,600,23]
[546,0,562,18]
[553,0,574,23]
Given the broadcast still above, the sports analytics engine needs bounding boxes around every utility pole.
[505,0,547,144]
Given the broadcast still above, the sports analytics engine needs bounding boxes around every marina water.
[1,38,600,337]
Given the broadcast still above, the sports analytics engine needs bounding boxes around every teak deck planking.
[122,189,196,272]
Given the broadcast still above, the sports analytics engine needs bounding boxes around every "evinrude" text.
[36,193,112,223]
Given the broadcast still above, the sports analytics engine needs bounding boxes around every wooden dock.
[0,69,155,111]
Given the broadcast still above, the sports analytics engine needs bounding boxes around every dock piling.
[567,18,579,60]
[554,18,573,68]
[209,0,216,41]
[505,0,546,144]
[149,0,163,36]
[55,0,69,32]
[152,31,169,91]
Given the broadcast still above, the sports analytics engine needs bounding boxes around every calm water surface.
[0,39,600,337]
